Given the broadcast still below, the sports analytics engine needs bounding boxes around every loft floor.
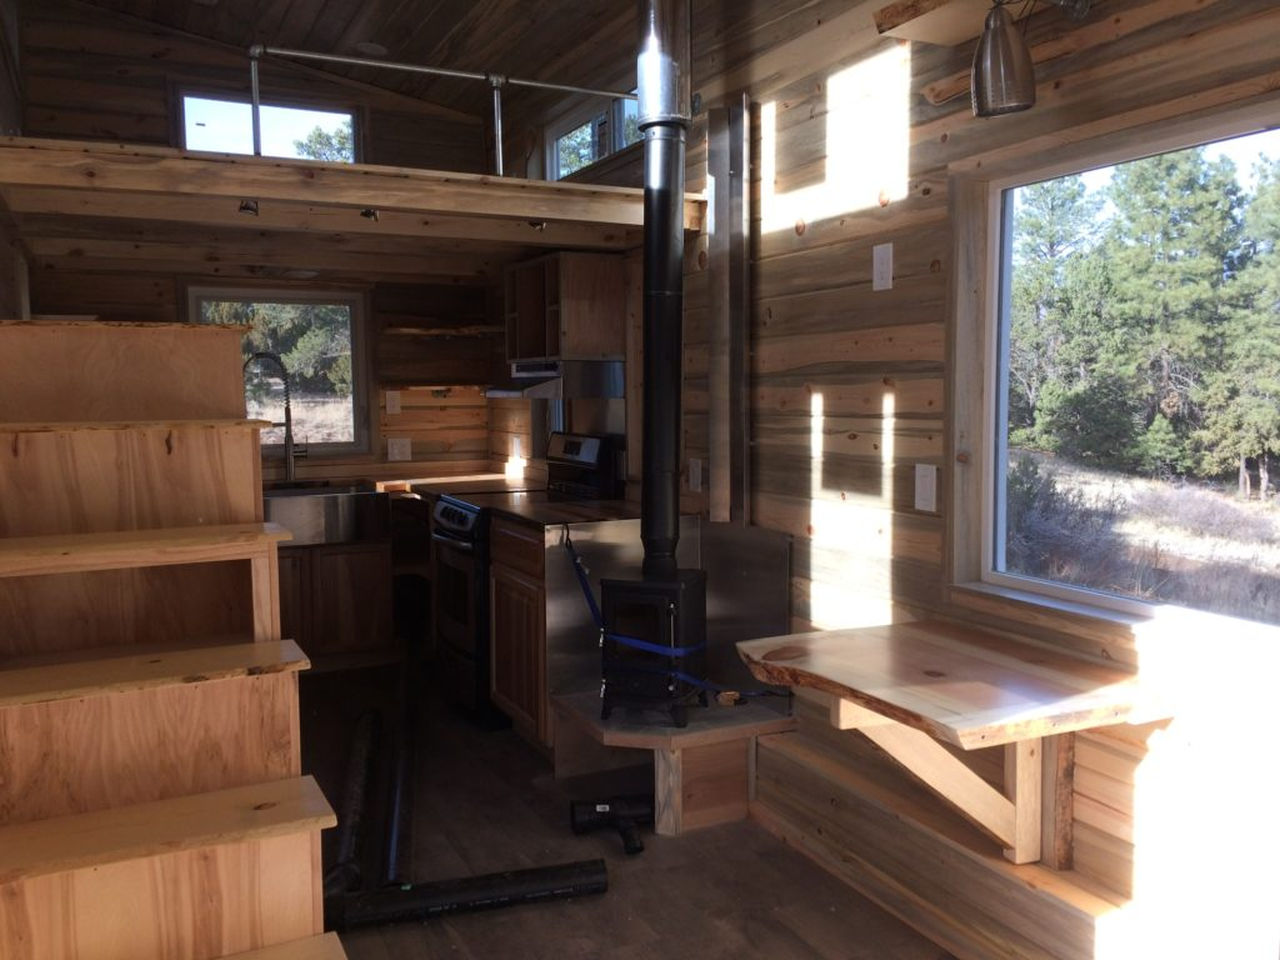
[300,665,957,960]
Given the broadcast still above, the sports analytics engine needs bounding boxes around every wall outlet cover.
[387,437,412,462]
[873,242,893,291]
[914,463,937,513]
[385,390,401,415]
[688,457,702,492]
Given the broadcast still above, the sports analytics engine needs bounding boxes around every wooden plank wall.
[20,0,484,171]
[0,0,19,135]
[378,385,491,472]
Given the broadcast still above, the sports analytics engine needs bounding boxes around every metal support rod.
[490,75,505,176]
[254,45,636,101]
[249,47,263,156]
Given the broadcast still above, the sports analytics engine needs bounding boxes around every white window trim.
[178,90,360,162]
[186,285,370,457]
[949,99,1280,632]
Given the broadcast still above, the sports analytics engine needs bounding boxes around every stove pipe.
[637,0,690,581]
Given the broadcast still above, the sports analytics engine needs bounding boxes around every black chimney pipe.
[637,0,690,581]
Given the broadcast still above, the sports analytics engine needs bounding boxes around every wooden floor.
[300,665,956,960]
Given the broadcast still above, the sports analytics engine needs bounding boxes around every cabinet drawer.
[489,515,545,579]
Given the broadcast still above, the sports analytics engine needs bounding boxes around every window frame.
[177,89,361,163]
[949,100,1280,629]
[185,285,372,459]
[543,95,639,181]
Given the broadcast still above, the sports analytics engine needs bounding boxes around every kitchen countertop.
[446,491,642,526]
[403,474,539,498]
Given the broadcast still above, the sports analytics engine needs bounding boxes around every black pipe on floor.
[322,709,380,899]
[326,859,609,931]
[383,665,416,887]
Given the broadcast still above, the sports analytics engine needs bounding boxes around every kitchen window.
[546,96,640,180]
[188,288,369,455]
[956,122,1280,629]
[181,93,356,162]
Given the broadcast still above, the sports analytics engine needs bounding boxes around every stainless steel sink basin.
[263,483,389,545]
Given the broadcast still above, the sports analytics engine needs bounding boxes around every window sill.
[948,580,1280,675]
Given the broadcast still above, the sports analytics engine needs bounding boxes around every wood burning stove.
[600,570,707,726]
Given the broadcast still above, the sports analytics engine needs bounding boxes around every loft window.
[188,288,368,455]
[547,95,641,180]
[988,128,1280,626]
[181,94,356,162]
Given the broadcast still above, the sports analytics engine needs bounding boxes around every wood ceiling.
[74,0,638,120]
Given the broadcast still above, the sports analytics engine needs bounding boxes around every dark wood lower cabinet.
[489,561,546,745]
[278,543,393,657]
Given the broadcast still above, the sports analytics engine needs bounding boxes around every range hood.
[484,360,624,399]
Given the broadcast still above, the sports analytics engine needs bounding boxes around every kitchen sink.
[263,481,389,545]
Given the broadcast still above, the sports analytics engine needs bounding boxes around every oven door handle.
[431,531,475,553]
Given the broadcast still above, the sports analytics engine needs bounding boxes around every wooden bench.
[552,691,796,836]
[738,620,1167,864]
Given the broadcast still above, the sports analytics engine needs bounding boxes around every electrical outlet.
[385,390,401,415]
[688,457,702,492]
[873,242,893,291]
[914,463,937,513]
[387,437,412,462]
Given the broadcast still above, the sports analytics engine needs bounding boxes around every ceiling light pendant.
[971,3,1036,117]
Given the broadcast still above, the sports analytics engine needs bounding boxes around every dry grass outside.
[1006,452,1280,626]
[249,395,354,445]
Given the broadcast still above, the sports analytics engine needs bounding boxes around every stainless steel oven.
[431,497,496,721]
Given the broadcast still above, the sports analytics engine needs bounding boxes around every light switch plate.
[387,437,412,462]
[873,242,893,291]
[914,463,937,512]
[688,457,702,492]
[385,390,401,415]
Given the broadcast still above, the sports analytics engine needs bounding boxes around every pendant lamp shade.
[971,4,1036,117]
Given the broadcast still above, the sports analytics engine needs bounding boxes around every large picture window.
[992,129,1280,626]
[189,288,367,455]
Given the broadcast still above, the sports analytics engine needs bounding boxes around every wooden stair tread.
[0,775,334,884]
[0,522,292,578]
[221,933,348,960]
[0,419,272,433]
[0,639,309,708]
[739,620,1164,749]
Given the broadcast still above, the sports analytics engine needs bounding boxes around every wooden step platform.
[0,777,333,960]
[0,776,333,884]
[553,690,796,836]
[223,933,349,960]
[0,522,291,579]
[0,638,308,707]
[0,640,309,825]
[0,318,249,421]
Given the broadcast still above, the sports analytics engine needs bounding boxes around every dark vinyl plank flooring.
[300,666,954,960]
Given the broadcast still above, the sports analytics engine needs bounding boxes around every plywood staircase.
[0,320,344,959]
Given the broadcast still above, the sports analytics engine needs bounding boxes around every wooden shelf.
[0,775,334,884]
[222,933,349,960]
[0,419,272,433]
[554,689,795,751]
[737,619,1159,750]
[0,639,309,708]
[0,522,292,579]
[874,0,991,46]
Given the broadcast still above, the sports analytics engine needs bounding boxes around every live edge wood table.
[738,620,1166,865]
[552,691,796,837]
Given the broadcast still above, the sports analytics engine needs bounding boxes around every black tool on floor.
[570,795,654,855]
[322,710,380,899]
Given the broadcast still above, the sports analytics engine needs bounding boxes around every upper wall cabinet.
[503,252,625,362]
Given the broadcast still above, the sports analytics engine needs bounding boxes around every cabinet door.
[557,252,626,359]
[277,547,308,645]
[490,561,546,744]
[506,260,549,360]
[309,543,393,654]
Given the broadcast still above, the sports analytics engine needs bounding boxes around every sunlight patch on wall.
[806,389,895,629]
[759,43,911,235]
